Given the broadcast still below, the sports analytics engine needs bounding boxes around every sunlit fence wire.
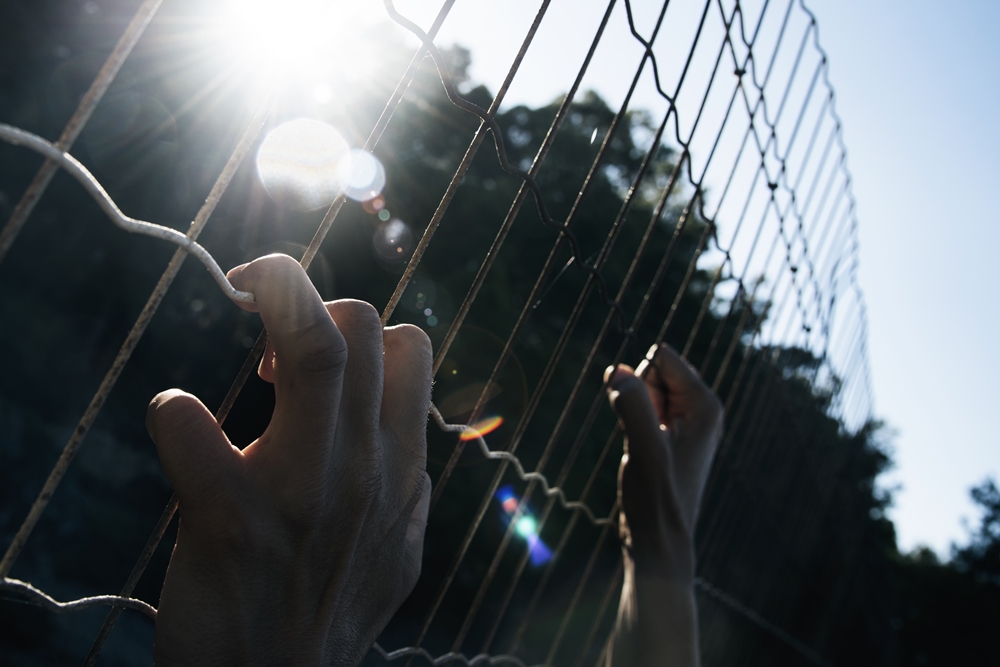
[0,0,873,664]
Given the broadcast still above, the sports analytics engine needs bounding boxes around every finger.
[637,344,721,425]
[325,300,384,448]
[258,338,276,383]
[638,343,714,399]
[605,364,667,469]
[382,324,432,467]
[636,342,702,393]
[147,390,242,519]
[638,345,723,520]
[226,262,258,313]
[402,471,432,593]
[227,254,346,446]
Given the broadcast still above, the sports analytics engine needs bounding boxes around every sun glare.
[256,119,388,211]
[256,119,349,210]
[217,0,382,86]
[225,0,334,74]
[339,149,386,202]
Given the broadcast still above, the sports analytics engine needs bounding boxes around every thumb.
[147,389,242,513]
[605,364,666,467]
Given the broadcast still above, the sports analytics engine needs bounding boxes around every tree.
[953,478,1000,586]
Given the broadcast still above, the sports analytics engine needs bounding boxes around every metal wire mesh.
[0,0,872,664]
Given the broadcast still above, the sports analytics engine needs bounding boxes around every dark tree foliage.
[953,479,1000,586]
[891,545,1000,666]
[0,1,994,666]
[884,479,1000,666]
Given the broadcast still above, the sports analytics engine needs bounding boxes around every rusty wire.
[0,0,164,265]
[0,90,276,581]
[0,124,256,304]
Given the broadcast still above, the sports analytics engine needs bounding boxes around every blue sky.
[384,0,1000,554]
[807,0,1000,555]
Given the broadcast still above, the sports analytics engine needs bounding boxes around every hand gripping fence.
[0,0,873,665]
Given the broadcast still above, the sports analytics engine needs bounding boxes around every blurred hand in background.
[605,343,723,667]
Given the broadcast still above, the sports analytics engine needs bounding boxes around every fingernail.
[226,263,251,289]
[605,365,634,389]
[226,262,249,278]
[646,343,659,360]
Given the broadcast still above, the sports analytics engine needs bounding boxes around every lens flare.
[515,516,537,538]
[373,219,413,263]
[338,148,386,202]
[362,195,386,214]
[256,119,349,210]
[494,485,552,565]
[497,485,516,507]
[459,415,504,441]
[526,534,553,566]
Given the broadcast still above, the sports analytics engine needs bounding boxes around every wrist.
[627,529,695,586]
[615,548,700,667]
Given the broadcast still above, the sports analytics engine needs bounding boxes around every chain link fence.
[0,0,876,664]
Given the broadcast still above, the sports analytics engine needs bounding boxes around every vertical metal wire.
[404,0,687,654]
[381,0,555,328]
[457,0,765,642]
[0,0,164,264]
[0,90,275,580]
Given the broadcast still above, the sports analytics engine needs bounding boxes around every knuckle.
[384,323,432,357]
[255,252,300,273]
[147,390,200,434]
[327,299,382,331]
[701,388,724,423]
[702,392,720,421]
[612,374,646,399]
[347,450,386,508]
[149,388,194,412]
[232,254,305,301]
[692,388,724,435]
[242,252,301,286]
[295,317,348,376]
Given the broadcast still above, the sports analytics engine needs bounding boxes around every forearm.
[607,548,700,667]
[602,347,720,667]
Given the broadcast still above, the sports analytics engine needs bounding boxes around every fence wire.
[0,0,873,665]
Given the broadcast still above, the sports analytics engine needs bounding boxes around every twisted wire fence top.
[0,0,873,665]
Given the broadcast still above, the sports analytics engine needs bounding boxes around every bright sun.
[227,0,328,66]
[218,0,376,83]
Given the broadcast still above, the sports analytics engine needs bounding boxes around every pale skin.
[604,345,723,667]
[147,254,432,666]
[147,253,722,666]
